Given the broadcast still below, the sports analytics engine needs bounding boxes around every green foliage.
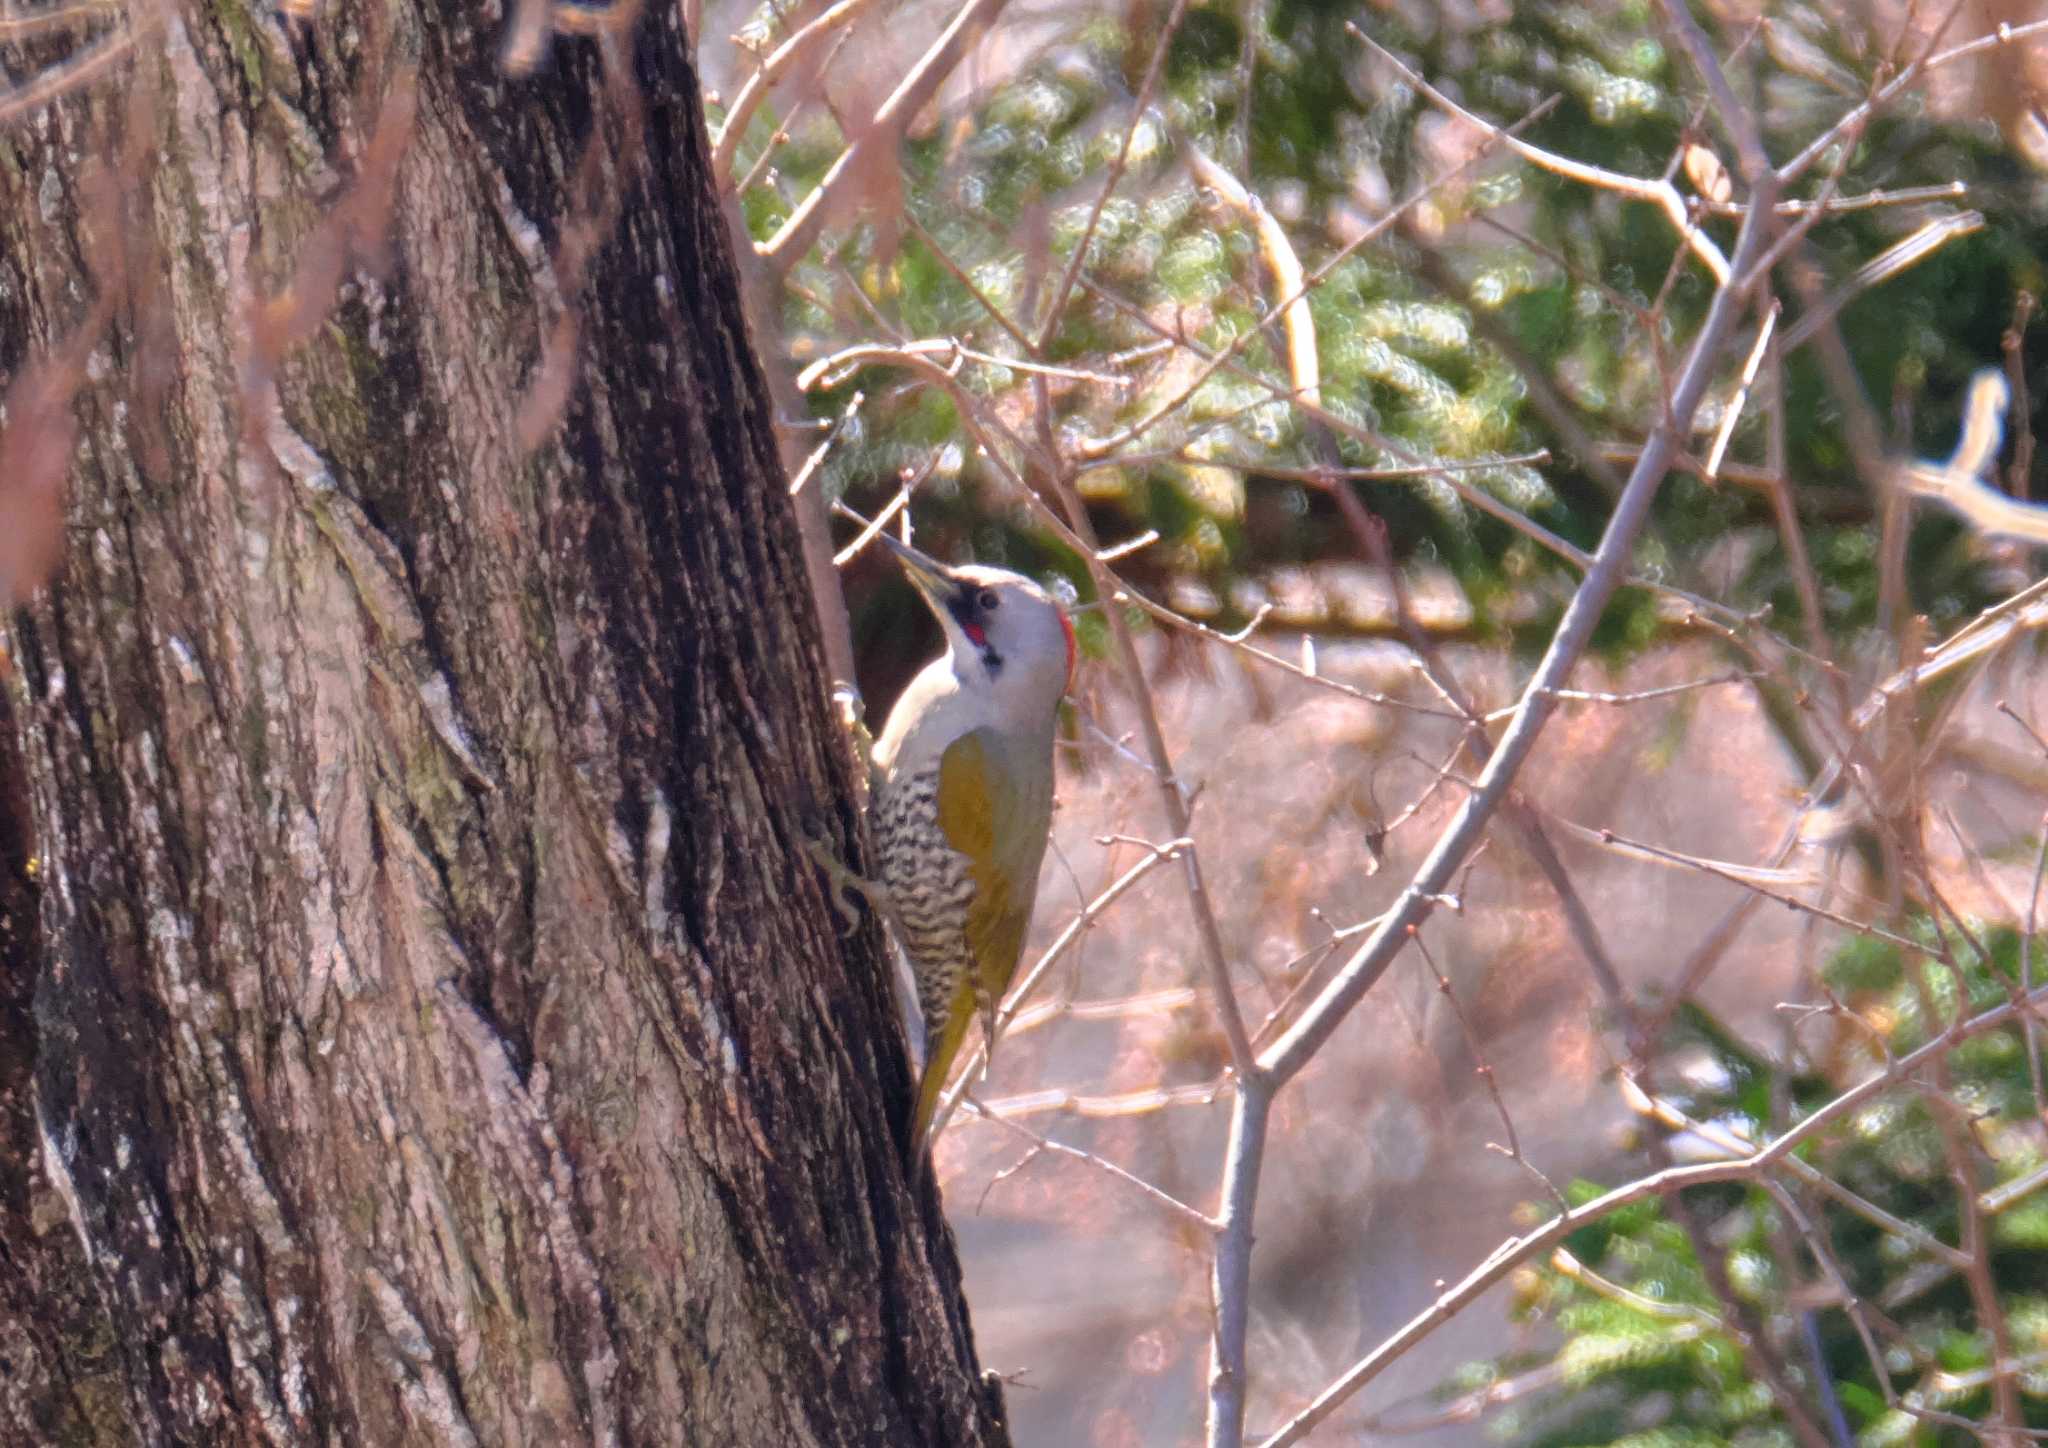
[1482,922,2048,1443]
[724,0,2046,673]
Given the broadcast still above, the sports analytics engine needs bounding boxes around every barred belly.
[870,768,977,1026]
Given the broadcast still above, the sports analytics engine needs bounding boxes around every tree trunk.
[0,5,1006,1444]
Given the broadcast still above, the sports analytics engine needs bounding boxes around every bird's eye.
[977,589,1000,611]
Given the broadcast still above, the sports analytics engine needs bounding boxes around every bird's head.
[881,534,1075,717]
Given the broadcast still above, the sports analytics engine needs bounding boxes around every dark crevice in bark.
[0,660,115,1441]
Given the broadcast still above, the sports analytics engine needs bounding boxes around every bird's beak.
[877,532,968,615]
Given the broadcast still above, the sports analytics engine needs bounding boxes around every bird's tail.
[908,997,976,1163]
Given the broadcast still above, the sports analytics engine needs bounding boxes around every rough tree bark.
[0,4,1008,1444]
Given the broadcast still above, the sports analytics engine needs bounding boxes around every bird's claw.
[803,834,886,937]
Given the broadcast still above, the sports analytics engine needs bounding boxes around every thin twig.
[712,0,885,183]
[1761,1178,1891,1437]
[1481,671,1758,723]
[2023,810,2048,1127]
[1038,476,1255,1075]
[1704,300,1779,480]
[1353,27,1729,283]
[969,1106,1217,1233]
[1411,931,1569,1213]
[1657,0,1771,181]
[1033,0,1195,349]
[1702,180,1968,217]
[2003,292,2037,500]
[1778,12,2048,185]
[829,465,930,566]
[1780,210,1985,351]
[1508,806,1640,1050]
[758,0,1010,270]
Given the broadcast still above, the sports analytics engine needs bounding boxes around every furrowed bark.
[0,4,1006,1443]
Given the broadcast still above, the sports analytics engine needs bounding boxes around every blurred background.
[705,0,2048,1440]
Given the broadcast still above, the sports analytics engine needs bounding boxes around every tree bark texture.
[0,5,1007,1444]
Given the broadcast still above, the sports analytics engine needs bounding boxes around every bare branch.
[1899,371,2048,543]
[1041,482,1257,1079]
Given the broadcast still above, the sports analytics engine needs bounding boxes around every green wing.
[906,729,1043,1158]
[935,730,1035,1001]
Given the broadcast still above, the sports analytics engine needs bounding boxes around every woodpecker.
[866,534,1074,1159]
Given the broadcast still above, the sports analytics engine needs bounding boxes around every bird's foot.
[803,834,889,936]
